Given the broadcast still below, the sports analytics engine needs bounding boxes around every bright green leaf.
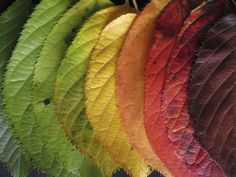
[2,0,84,176]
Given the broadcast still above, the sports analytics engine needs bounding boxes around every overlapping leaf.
[162,1,226,176]
[0,0,33,83]
[2,0,86,176]
[32,1,115,177]
[189,14,236,177]
[85,13,153,177]
[115,1,174,175]
[0,100,30,177]
[144,0,192,176]
[0,0,33,176]
[0,1,14,14]
[54,5,135,177]
[0,0,234,177]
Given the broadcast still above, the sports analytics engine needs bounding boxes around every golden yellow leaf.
[85,13,151,177]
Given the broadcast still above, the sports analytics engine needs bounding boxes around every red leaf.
[162,1,226,177]
[189,14,236,177]
[145,1,226,177]
[144,0,192,175]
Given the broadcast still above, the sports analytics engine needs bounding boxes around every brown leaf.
[189,14,236,177]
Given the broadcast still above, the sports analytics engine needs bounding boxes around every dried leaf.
[162,1,226,177]
[189,14,236,177]
[85,13,152,177]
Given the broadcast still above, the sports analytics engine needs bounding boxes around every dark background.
[1,0,235,176]
[0,161,163,177]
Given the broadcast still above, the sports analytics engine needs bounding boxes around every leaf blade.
[54,5,135,177]
[162,1,226,177]
[189,14,236,177]
[32,0,114,176]
[85,13,153,177]
[2,0,84,176]
[144,0,193,176]
[116,1,175,176]
[0,0,33,176]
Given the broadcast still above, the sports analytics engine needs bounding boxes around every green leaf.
[54,5,134,177]
[0,0,33,83]
[2,0,85,176]
[32,0,114,176]
[0,103,30,177]
[0,0,33,176]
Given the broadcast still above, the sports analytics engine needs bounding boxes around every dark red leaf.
[189,14,236,177]
[145,0,226,176]
[162,1,226,177]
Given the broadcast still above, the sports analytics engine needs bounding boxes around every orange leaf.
[115,0,174,176]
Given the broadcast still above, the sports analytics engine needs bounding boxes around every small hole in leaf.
[43,99,51,105]
[65,29,77,45]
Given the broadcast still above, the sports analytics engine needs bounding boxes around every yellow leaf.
[85,13,150,177]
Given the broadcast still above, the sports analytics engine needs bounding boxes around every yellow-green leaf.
[54,5,134,177]
[32,0,114,176]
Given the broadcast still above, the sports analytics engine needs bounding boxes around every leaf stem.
[132,0,139,11]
